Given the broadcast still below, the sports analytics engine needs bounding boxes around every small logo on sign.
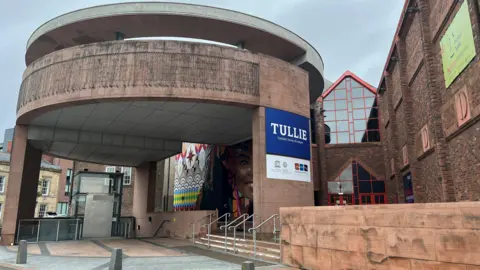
[274,160,281,168]
[283,162,288,168]
[294,163,309,172]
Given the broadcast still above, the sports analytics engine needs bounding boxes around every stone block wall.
[280,202,480,269]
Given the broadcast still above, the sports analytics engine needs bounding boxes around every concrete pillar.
[1,125,42,245]
[133,162,156,237]
[252,107,314,232]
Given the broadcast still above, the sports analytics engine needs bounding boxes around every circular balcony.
[16,3,324,166]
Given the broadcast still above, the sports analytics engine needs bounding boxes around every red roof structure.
[320,70,376,101]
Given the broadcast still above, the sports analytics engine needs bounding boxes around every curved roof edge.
[27,2,324,72]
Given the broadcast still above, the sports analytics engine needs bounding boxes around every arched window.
[323,75,380,144]
[327,160,386,205]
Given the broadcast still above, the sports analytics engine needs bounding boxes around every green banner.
[440,0,476,88]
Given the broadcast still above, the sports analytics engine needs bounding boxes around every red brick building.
[377,0,480,203]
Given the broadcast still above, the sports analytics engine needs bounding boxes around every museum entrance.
[328,160,386,206]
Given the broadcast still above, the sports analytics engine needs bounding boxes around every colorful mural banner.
[173,143,211,211]
[440,0,476,88]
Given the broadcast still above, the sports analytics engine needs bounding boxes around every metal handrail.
[248,214,279,258]
[153,219,171,238]
[189,213,215,244]
[219,214,247,230]
[228,214,254,253]
[220,213,248,251]
[203,213,230,248]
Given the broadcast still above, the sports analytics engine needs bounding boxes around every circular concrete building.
[3,2,325,244]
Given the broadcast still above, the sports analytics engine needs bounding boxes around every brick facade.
[378,0,480,203]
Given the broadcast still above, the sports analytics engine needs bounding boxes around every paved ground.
[0,238,295,270]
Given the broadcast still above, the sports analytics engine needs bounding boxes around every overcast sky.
[0,0,403,141]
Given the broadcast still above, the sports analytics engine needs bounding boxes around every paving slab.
[46,240,110,257]
[6,245,41,255]
[99,239,184,257]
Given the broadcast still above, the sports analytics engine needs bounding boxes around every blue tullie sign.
[265,108,311,160]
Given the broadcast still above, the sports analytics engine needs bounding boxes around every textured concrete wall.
[17,40,310,122]
[280,202,480,269]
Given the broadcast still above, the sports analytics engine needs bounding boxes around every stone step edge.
[204,234,280,247]
[194,241,281,260]
[197,237,280,254]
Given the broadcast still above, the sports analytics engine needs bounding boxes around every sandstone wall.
[280,202,480,269]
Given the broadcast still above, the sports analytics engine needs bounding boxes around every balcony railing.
[16,218,83,243]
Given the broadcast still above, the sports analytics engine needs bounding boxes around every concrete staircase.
[195,233,281,262]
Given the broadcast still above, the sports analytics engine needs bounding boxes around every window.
[327,160,386,205]
[57,202,68,215]
[105,166,116,185]
[0,203,3,218]
[39,204,47,218]
[0,176,5,193]
[65,169,72,196]
[41,179,50,196]
[324,76,380,144]
[121,167,132,185]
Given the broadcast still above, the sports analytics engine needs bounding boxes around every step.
[197,237,280,254]
[194,239,280,262]
[205,233,280,248]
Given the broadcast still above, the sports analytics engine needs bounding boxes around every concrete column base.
[1,125,41,245]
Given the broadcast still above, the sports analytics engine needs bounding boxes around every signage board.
[265,108,311,160]
[440,0,476,88]
[266,154,311,182]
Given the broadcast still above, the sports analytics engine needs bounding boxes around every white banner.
[266,154,311,182]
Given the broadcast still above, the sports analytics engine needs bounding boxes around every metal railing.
[204,213,230,248]
[248,214,279,258]
[220,214,248,251]
[17,218,83,243]
[228,214,254,253]
[190,213,215,244]
[153,219,171,238]
[111,217,135,238]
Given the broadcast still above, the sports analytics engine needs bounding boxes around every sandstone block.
[291,224,308,247]
[360,227,387,255]
[404,208,464,229]
[410,259,467,270]
[330,250,366,269]
[385,228,436,261]
[302,247,318,270]
[282,243,293,266]
[281,224,291,244]
[460,207,480,230]
[435,229,480,265]
[388,257,412,270]
[291,245,304,267]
